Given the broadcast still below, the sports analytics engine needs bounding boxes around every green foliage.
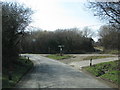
[103,50,119,54]
[85,65,105,77]
[46,54,73,60]
[101,71,120,84]
[2,57,33,88]
[84,60,119,85]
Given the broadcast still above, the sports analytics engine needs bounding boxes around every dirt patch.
[57,54,117,64]
[59,56,85,64]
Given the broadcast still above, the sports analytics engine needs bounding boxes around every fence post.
[90,58,92,66]
[28,57,29,60]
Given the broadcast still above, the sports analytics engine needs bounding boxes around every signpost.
[58,45,64,56]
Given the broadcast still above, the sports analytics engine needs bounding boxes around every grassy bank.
[94,46,118,54]
[2,56,33,88]
[83,56,115,60]
[46,54,73,60]
[103,50,119,54]
[84,60,120,85]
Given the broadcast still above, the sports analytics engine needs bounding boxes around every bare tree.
[22,28,94,54]
[88,2,120,25]
[82,27,94,38]
[99,25,119,50]
[2,1,33,64]
[87,1,120,50]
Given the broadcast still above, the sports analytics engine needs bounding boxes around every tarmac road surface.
[15,54,114,88]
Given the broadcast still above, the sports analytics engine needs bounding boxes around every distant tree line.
[98,25,119,50]
[21,28,95,54]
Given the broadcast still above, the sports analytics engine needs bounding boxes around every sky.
[1,0,108,41]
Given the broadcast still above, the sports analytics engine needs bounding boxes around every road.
[15,54,116,88]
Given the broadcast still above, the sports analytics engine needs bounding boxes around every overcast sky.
[2,0,108,41]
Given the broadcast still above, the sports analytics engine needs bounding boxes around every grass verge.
[103,50,119,54]
[84,60,120,85]
[46,54,73,60]
[2,56,33,88]
[83,56,114,60]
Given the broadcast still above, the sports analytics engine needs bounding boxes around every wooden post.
[90,58,92,66]
[28,57,29,60]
